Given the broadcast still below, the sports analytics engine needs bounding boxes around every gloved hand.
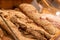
[37,14,60,29]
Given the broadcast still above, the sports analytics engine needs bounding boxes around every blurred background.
[0,0,60,15]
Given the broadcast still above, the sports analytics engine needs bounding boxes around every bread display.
[0,2,60,40]
[19,3,60,35]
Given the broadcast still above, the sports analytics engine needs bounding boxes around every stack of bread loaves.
[0,3,60,40]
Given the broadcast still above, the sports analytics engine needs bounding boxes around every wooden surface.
[0,0,32,9]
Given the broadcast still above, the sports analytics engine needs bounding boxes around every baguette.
[19,3,60,35]
[0,27,13,40]
[0,10,51,39]
[1,9,60,40]
[10,16,47,40]
[0,14,34,40]
[8,10,51,39]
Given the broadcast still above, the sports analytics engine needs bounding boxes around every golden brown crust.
[19,3,60,35]
[0,28,13,40]
[0,10,51,40]
[0,3,60,40]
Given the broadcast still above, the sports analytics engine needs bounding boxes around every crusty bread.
[0,10,35,40]
[0,3,60,40]
[19,3,60,35]
[0,27,13,40]
[0,10,51,40]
